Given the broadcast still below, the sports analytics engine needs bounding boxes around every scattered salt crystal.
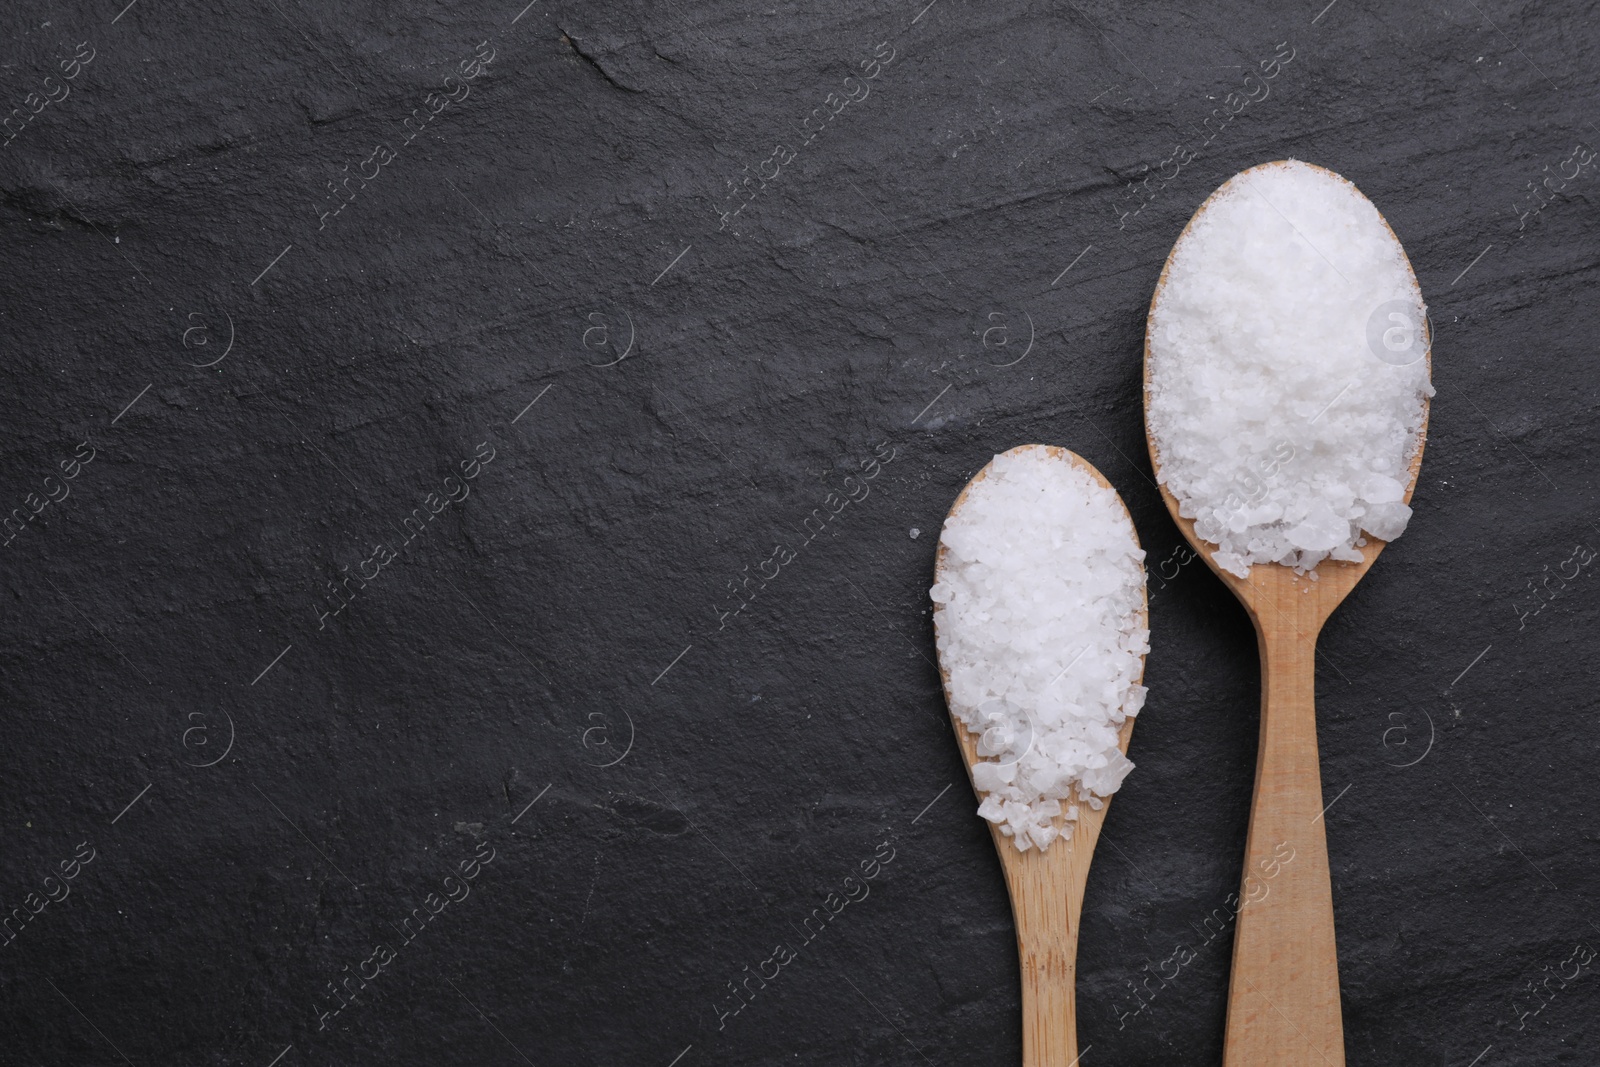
[1147,160,1433,578]
[933,447,1147,852]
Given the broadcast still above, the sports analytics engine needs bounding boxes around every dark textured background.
[2,0,1598,1064]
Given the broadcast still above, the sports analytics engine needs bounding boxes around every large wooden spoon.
[933,444,1148,1067]
[1143,161,1430,1065]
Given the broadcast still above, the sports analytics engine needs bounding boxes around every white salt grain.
[1147,160,1434,578]
[933,447,1148,852]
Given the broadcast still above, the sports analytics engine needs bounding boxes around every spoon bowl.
[933,444,1148,1067]
[1144,160,1430,1066]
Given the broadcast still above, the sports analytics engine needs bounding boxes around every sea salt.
[1146,160,1434,578]
[931,447,1148,852]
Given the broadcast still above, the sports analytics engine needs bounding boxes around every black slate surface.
[2,1,1598,1064]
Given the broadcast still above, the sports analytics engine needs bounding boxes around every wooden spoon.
[1142,160,1430,1066]
[933,444,1148,1067]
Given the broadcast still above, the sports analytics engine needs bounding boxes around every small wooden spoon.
[933,444,1148,1067]
[1143,161,1430,1066]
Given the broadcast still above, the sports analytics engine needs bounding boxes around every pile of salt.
[1146,160,1434,578]
[931,447,1148,852]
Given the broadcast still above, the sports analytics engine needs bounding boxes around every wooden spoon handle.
[1013,859,1083,1067]
[1000,824,1110,1067]
[1019,936,1078,1066]
[1223,628,1345,1066]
